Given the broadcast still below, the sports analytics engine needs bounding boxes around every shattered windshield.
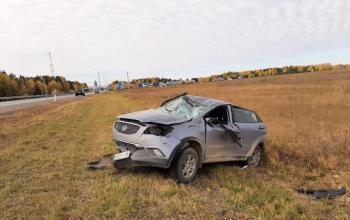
[159,96,209,118]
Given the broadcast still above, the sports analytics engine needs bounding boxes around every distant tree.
[62,80,70,93]
[0,71,87,97]
[27,79,35,95]
[48,80,62,93]
[0,73,10,96]
[35,80,47,95]
[307,66,315,72]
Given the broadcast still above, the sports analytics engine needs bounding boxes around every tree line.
[131,77,175,84]
[198,63,350,82]
[111,63,350,85]
[111,77,178,85]
[0,71,87,97]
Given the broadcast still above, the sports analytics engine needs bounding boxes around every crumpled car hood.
[118,109,191,125]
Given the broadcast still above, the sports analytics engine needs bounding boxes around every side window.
[205,105,229,124]
[233,107,259,123]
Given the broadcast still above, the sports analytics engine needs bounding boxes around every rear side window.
[233,107,259,123]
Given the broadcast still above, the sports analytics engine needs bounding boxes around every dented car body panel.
[112,94,267,168]
[119,109,191,125]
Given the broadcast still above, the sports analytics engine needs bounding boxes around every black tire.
[170,147,199,184]
[246,145,264,167]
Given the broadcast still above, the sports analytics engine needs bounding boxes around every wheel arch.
[167,137,204,168]
[258,141,265,152]
[247,141,266,157]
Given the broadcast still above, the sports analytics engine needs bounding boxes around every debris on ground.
[296,187,347,199]
[86,153,114,170]
[240,165,248,170]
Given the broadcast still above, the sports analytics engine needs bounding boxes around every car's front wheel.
[170,147,199,184]
[246,145,264,167]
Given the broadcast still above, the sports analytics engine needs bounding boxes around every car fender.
[167,137,204,168]
[247,136,266,156]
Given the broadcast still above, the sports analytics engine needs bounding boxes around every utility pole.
[98,71,101,87]
[127,72,130,84]
[48,51,56,101]
[104,74,109,88]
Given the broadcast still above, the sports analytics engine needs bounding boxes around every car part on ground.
[86,153,114,170]
[296,187,347,199]
[112,93,267,183]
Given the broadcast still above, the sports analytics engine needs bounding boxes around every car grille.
[115,122,140,134]
[116,140,138,153]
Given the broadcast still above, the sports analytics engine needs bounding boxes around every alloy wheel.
[182,154,197,179]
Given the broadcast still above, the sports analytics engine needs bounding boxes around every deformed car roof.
[117,93,252,126]
[185,95,227,108]
[161,92,227,108]
[184,94,249,111]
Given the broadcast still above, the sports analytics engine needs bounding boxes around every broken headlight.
[144,126,173,136]
[148,148,165,157]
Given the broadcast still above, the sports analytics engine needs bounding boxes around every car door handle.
[258,125,265,130]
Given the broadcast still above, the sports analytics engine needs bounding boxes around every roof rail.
[160,92,188,107]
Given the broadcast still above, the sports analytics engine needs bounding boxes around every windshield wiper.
[183,96,201,107]
[164,107,172,112]
[182,96,194,107]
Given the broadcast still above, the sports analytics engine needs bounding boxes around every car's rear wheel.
[170,147,199,184]
[247,145,263,167]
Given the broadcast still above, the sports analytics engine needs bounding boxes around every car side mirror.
[205,117,220,125]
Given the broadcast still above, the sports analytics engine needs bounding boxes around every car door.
[231,106,266,156]
[204,105,241,161]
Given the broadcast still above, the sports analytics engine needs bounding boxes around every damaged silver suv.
[112,93,267,183]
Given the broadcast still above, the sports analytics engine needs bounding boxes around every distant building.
[117,82,124,90]
[109,83,117,90]
[212,75,225,81]
[166,80,183,86]
[183,80,195,84]
[124,83,138,89]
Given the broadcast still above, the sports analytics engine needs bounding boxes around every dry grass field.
[1,70,349,219]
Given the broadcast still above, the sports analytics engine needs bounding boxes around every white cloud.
[0,0,349,85]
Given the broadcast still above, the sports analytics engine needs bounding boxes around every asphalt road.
[0,93,93,114]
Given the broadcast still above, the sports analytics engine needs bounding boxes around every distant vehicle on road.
[141,83,150,88]
[94,87,108,94]
[159,82,167,87]
[75,90,85,96]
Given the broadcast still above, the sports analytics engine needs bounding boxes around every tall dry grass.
[0,70,349,219]
[123,70,350,185]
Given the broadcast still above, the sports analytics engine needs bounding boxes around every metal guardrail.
[0,93,74,102]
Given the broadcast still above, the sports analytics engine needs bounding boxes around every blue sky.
[0,0,349,86]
